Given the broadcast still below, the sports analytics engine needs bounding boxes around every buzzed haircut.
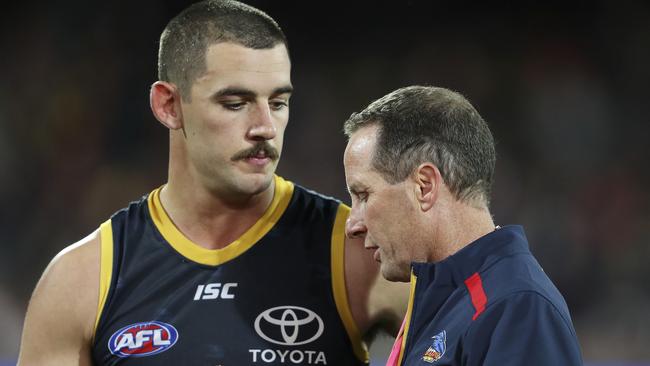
[344,86,496,207]
[158,0,288,100]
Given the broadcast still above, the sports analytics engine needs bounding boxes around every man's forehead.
[344,126,380,184]
[204,42,290,72]
[192,42,291,96]
[346,125,379,159]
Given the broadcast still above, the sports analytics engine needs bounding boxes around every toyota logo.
[254,306,324,346]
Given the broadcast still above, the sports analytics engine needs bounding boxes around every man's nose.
[247,104,277,141]
[345,209,367,239]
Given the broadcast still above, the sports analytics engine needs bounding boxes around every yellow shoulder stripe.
[331,203,370,363]
[94,219,114,339]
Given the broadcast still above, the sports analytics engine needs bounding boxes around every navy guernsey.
[394,225,583,365]
[91,175,368,365]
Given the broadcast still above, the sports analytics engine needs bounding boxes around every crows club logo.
[254,305,324,346]
[108,321,178,357]
[422,330,446,363]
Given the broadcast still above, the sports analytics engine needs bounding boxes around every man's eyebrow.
[212,85,293,99]
[272,86,293,96]
[213,87,256,99]
[347,183,364,195]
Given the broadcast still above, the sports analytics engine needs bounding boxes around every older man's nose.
[345,212,367,239]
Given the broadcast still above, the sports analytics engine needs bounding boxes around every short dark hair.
[158,0,288,100]
[344,86,496,207]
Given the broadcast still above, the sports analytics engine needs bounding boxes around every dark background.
[1,0,649,363]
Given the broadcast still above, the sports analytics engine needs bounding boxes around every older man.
[343,86,583,365]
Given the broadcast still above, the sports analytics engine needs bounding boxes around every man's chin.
[381,265,411,283]
[210,170,275,200]
[239,170,275,195]
[250,176,274,195]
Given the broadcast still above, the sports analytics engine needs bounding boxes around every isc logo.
[108,321,178,357]
[193,282,237,300]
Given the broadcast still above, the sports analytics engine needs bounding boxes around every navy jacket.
[396,226,583,365]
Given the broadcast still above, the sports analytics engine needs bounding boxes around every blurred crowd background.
[1,0,649,364]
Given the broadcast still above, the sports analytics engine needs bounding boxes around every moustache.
[231,143,279,161]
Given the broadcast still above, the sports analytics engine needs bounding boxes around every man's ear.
[414,163,443,211]
[150,81,184,130]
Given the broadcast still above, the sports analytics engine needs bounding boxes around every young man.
[18,1,405,365]
[343,86,583,365]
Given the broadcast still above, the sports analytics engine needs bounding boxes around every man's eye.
[270,100,288,111]
[222,102,246,111]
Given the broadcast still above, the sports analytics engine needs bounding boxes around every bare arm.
[344,236,409,341]
[17,231,100,366]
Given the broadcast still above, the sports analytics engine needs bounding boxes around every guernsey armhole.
[397,271,418,365]
[93,219,114,340]
[331,204,370,363]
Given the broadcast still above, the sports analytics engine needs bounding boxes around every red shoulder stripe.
[464,272,487,321]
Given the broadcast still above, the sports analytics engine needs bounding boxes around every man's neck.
[159,177,275,250]
[429,201,495,263]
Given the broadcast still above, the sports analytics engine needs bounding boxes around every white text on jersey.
[193,283,238,300]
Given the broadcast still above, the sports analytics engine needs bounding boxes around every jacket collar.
[411,225,530,286]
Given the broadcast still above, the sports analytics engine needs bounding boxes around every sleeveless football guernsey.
[91,175,368,365]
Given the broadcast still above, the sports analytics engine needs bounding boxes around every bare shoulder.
[344,236,409,337]
[17,230,101,365]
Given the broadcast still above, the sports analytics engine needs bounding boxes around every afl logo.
[108,321,178,357]
[254,305,324,346]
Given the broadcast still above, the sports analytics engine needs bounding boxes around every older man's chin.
[381,264,411,283]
